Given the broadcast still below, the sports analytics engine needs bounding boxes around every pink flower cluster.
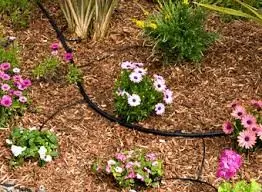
[0,63,31,108]
[216,149,242,180]
[105,150,163,188]
[119,61,173,115]
[50,42,73,62]
[223,100,262,149]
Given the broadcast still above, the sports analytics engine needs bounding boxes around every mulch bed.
[0,0,261,191]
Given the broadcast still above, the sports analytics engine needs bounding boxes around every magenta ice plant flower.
[1,84,10,91]
[19,96,27,103]
[0,62,11,71]
[216,149,242,180]
[64,52,73,62]
[0,95,12,107]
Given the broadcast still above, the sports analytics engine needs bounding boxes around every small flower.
[152,161,158,166]
[22,79,32,88]
[1,73,10,80]
[38,146,47,159]
[125,162,134,169]
[1,84,10,91]
[248,125,260,134]
[227,100,240,109]
[0,63,11,71]
[8,36,16,41]
[134,68,147,76]
[155,103,165,115]
[231,105,246,119]
[146,153,157,161]
[117,89,130,97]
[136,173,144,181]
[64,52,73,62]
[106,165,111,173]
[129,72,143,83]
[115,166,123,173]
[251,100,262,111]
[14,91,22,97]
[241,114,257,129]
[128,94,141,107]
[154,80,166,92]
[50,43,59,51]
[222,121,234,134]
[0,95,12,107]
[132,62,144,68]
[6,139,12,145]
[43,155,52,162]
[11,145,26,157]
[19,96,27,103]
[121,61,134,69]
[107,160,116,165]
[237,130,256,149]
[126,171,136,179]
[164,89,173,104]
[153,74,165,83]
[13,67,20,73]
[115,153,127,162]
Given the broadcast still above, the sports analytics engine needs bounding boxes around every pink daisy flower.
[241,114,257,129]
[222,121,234,134]
[237,130,256,149]
[231,105,246,119]
[248,124,260,134]
[227,100,240,109]
[257,125,262,141]
[251,100,262,111]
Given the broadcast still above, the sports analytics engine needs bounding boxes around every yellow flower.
[148,23,157,29]
[132,19,145,28]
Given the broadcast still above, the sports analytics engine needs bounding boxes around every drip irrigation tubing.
[35,1,226,138]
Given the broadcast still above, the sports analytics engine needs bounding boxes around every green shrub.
[0,43,19,67]
[218,180,262,192]
[0,0,32,28]
[6,127,59,167]
[32,56,60,79]
[114,62,173,123]
[66,65,83,84]
[137,0,217,63]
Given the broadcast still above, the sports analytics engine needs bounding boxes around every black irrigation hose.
[197,139,206,180]
[35,1,227,138]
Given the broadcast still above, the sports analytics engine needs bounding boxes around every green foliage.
[0,0,32,28]
[32,56,60,79]
[95,149,164,190]
[0,44,19,67]
[114,70,162,123]
[7,127,59,167]
[218,180,262,192]
[66,65,83,84]
[142,0,217,63]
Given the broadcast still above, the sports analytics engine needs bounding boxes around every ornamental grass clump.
[134,0,217,63]
[6,127,59,167]
[93,149,164,190]
[114,61,173,122]
[0,63,31,126]
[222,100,262,151]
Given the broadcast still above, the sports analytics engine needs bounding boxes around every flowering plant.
[93,149,163,190]
[0,62,31,126]
[6,127,59,166]
[218,179,261,192]
[114,61,173,122]
[222,100,262,151]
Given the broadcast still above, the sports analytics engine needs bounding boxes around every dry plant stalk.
[93,0,119,40]
[60,0,95,39]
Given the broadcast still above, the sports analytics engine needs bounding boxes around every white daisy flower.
[107,160,116,165]
[164,89,173,104]
[129,72,143,83]
[154,80,166,92]
[128,94,141,107]
[155,103,165,115]
[134,68,147,76]
[133,62,144,68]
[11,145,26,157]
[121,61,134,70]
[152,161,158,166]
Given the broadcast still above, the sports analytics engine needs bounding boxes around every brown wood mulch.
[0,0,261,191]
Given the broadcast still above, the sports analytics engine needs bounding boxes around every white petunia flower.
[11,145,26,157]
[12,67,20,73]
[38,146,47,159]
[44,155,52,162]
[128,94,141,107]
[115,166,123,173]
[129,72,143,83]
[6,139,13,145]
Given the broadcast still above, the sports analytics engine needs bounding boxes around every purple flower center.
[244,136,250,142]
[252,127,257,132]
[158,107,161,110]
[134,76,137,79]
[132,99,136,102]
[237,112,242,116]
[247,120,252,125]
[157,84,161,88]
